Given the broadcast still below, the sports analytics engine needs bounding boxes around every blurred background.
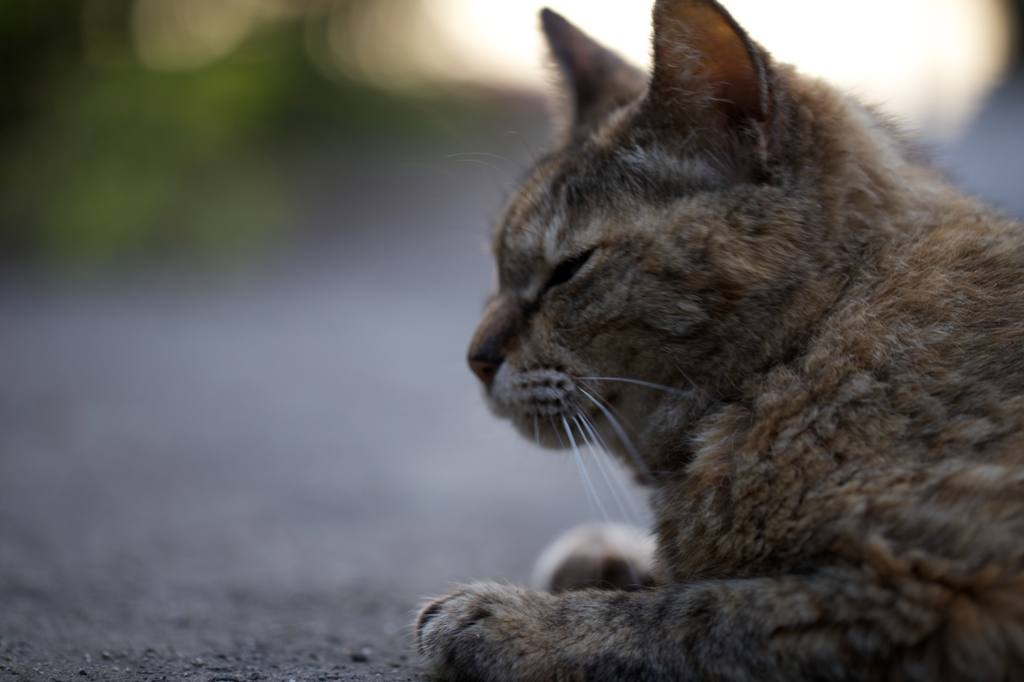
[1,0,1024,679]
[0,0,1021,266]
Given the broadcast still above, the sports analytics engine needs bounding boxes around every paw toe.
[415,588,466,644]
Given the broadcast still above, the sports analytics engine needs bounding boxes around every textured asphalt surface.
[1,78,1022,682]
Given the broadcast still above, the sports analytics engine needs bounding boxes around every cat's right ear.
[541,9,647,133]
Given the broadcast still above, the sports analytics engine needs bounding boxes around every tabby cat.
[416,1,1024,679]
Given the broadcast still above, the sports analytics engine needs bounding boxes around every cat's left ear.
[645,0,772,165]
[541,8,648,132]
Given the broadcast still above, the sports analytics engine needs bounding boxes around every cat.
[415,0,1024,679]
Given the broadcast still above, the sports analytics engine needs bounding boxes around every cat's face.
[471,128,734,457]
[466,2,856,467]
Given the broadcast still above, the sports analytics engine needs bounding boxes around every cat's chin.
[495,402,614,453]
[508,412,583,451]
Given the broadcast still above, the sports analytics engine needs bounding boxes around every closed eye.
[544,249,594,293]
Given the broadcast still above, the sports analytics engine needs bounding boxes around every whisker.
[574,414,640,527]
[549,416,566,450]
[573,415,646,589]
[577,388,655,485]
[447,152,525,173]
[562,415,609,525]
[576,413,646,523]
[452,158,520,184]
[674,364,717,402]
[573,408,616,459]
[576,379,633,431]
[598,449,647,522]
[498,129,538,165]
[573,417,605,524]
[578,376,695,398]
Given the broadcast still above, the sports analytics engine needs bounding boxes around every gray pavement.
[1,79,1022,682]
[0,140,612,681]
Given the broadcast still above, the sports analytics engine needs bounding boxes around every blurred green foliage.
[0,0,489,269]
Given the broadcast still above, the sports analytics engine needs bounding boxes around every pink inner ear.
[654,0,767,124]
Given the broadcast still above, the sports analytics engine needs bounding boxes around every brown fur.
[416,1,1024,679]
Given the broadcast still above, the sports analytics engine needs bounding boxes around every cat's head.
[467,0,914,471]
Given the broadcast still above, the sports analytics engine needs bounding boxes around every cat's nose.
[468,330,506,386]
[469,352,501,386]
[467,294,520,386]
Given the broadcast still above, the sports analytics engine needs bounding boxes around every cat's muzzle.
[490,368,576,419]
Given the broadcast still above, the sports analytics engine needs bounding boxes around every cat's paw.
[532,523,656,593]
[415,583,553,682]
